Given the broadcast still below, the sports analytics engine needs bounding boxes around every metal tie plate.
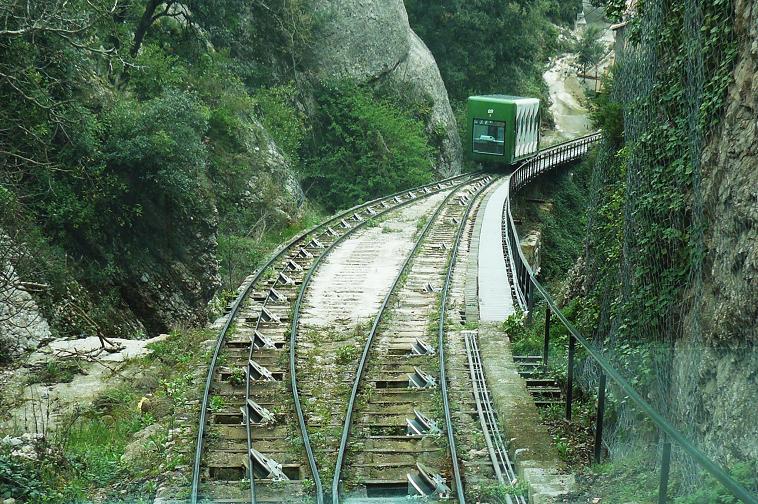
[406,409,442,437]
[297,247,313,259]
[409,367,437,389]
[268,287,287,303]
[308,238,325,249]
[240,398,275,426]
[247,359,275,381]
[278,272,295,285]
[249,330,276,350]
[259,306,281,324]
[246,447,289,481]
[410,338,435,356]
[285,259,303,272]
[407,462,451,499]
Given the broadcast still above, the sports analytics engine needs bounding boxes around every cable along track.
[330,175,497,503]
[191,173,478,504]
[464,331,527,504]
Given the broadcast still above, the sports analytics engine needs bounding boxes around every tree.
[575,26,605,91]
[404,0,582,102]
[589,0,627,24]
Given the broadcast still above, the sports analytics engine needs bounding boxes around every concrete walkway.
[477,176,516,322]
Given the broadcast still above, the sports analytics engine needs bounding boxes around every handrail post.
[566,333,575,420]
[658,440,672,504]
[543,306,551,367]
[594,372,607,463]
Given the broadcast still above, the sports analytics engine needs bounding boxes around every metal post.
[658,441,672,504]
[594,373,607,464]
[543,307,551,367]
[566,334,575,421]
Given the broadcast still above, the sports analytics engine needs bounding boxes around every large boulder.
[308,0,463,175]
[388,31,463,177]
[308,0,411,82]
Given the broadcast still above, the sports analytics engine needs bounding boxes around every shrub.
[302,83,434,212]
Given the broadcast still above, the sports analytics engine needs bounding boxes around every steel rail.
[331,175,496,503]
[464,332,526,504]
[503,133,757,504]
[437,175,500,504]
[290,175,484,504]
[191,172,475,504]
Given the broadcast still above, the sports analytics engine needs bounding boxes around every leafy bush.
[253,84,308,163]
[674,462,758,504]
[302,83,435,212]
[335,344,358,365]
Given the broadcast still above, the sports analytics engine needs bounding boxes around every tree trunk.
[131,0,163,57]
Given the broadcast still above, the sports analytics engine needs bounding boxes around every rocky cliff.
[675,0,757,465]
[308,0,463,176]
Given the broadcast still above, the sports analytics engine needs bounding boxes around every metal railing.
[502,132,757,504]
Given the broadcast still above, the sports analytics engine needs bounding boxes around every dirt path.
[542,0,614,145]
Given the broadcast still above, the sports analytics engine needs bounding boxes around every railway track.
[329,176,496,503]
[188,133,602,504]
[190,173,481,503]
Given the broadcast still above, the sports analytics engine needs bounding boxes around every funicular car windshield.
[472,119,505,155]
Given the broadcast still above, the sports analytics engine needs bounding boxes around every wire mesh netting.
[513,0,756,501]
[577,0,756,499]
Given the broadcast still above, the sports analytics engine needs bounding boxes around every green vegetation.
[335,344,359,365]
[513,159,594,286]
[302,83,435,212]
[404,0,582,103]
[575,26,606,81]
[404,0,582,171]
[26,360,83,386]
[0,328,211,502]
[576,0,738,401]
[0,0,319,338]
[468,481,530,503]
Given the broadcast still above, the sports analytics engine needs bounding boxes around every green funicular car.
[466,95,540,167]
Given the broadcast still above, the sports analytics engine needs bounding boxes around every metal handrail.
[503,133,757,504]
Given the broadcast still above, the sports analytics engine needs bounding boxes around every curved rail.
[331,175,497,503]
[436,174,498,504]
[191,172,475,504]
[287,176,478,503]
[505,132,601,310]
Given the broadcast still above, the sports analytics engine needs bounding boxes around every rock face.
[389,32,463,177]
[0,249,51,358]
[675,0,758,465]
[121,206,220,336]
[308,0,463,175]
[122,117,302,337]
[308,0,411,82]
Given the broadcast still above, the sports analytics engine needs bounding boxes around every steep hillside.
[0,0,459,355]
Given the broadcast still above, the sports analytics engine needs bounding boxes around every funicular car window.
[473,119,505,155]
